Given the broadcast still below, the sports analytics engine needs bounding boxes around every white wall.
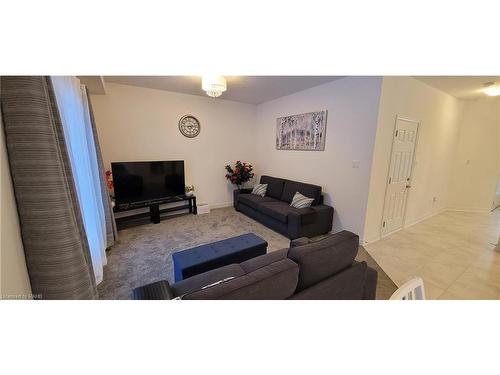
[364,77,463,243]
[254,77,383,238]
[448,97,500,212]
[1,111,32,298]
[90,83,257,208]
[90,77,496,245]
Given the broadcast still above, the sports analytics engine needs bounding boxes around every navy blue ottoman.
[172,233,268,282]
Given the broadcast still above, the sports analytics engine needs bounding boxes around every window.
[51,76,107,283]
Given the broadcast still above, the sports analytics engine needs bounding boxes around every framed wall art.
[276,110,327,151]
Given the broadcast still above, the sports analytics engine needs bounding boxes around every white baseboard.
[209,201,233,210]
[363,206,496,245]
[363,207,447,245]
[447,207,491,213]
[403,207,448,228]
[362,235,381,246]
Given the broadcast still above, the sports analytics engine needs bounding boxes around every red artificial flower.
[224,161,254,186]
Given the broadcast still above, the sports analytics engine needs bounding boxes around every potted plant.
[224,161,254,190]
[105,170,114,193]
[185,185,195,197]
[105,170,115,207]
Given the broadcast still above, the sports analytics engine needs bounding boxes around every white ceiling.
[103,76,343,104]
[414,76,500,100]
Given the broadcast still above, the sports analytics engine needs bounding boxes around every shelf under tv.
[113,195,197,230]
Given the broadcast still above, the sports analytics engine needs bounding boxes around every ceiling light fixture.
[202,75,227,98]
[483,82,500,97]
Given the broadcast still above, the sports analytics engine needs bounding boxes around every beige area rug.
[98,207,397,299]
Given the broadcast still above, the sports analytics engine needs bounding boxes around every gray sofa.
[234,175,334,239]
[132,231,378,300]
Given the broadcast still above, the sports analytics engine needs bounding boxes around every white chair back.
[390,277,426,300]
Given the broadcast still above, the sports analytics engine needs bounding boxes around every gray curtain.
[1,76,98,299]
[83,87,118,247]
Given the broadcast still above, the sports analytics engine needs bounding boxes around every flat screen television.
[112,160,185,206]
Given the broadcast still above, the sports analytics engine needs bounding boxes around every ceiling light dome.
[483,82,500,97]
[202,75,227,98]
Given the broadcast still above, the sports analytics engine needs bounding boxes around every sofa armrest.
[289,237,312,248]
[287,204,334,239]
[312,205,334,235]
[311,204,334,214]
[238,188,253,194]
[132,280,174,300]
[288,207,317,225]
[233,188,253,208]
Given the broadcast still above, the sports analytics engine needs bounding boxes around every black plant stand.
[114,195,197,229]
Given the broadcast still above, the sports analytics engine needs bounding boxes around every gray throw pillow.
[251,183,268,197]
[290,191,314,208]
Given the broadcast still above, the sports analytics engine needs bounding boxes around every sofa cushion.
[237,203,288,237]
[255,201,318,226]
[289,261,368,300]
[181,258,299,300]
[287,231,359,292]
[238,193,277,210]
[257,201,291,223]
[240,248,288,273]
[281,180,322,206]
[260,175,285,200]
[171,264,245,297]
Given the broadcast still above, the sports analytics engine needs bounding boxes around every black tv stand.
[114,195,197,229]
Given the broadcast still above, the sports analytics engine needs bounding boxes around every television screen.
[112,160,185,205]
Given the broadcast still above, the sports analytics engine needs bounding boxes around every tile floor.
[365,209,500,299]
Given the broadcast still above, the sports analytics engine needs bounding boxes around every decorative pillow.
[290,191,314,208]
[251,183,268,197]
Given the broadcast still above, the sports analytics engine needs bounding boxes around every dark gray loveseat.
[132,231,378,300]
[234,175,334,239]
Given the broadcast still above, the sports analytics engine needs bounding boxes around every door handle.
[406,185,412,189]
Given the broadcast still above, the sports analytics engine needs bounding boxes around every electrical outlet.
[352,160,360,169]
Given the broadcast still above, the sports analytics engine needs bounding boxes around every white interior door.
[381,117,419,236]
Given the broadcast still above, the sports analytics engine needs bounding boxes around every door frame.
[379,115,421,238]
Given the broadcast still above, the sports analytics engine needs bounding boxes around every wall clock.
[178,114,201,138]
